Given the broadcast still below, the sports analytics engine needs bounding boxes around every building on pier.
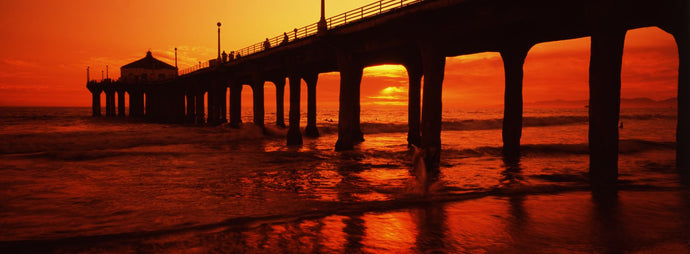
[120,51,177,83]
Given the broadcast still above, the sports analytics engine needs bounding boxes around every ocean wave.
[325,114,673,134]
[440,139,675,158]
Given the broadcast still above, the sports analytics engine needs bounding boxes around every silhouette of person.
[281,32,289,45]
[264,38,271,50]
[229,51,235,60]
[221,50,228,62]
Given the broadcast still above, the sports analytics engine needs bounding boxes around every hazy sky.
[0,0,680,107]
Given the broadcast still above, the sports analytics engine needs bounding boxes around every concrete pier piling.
[304,73,320,137]
[229,84,242,128]
[335,51,363,151]
[588,28,626,186]
[500,44,531,159]
[116,87,126,117]
[287,75,303,145]
[405,62,422,147]
[195,91,205,124]
[252,79,265,128]
[420,45,445,171]
[274,78,287,128]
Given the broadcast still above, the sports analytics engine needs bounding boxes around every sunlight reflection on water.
[0,107,686,253]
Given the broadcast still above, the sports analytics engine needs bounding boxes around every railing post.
[380,0,382,13]
[345,13,347,24]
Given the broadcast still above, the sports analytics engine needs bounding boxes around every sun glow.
[363,65,407,78]
[368,86,408,106]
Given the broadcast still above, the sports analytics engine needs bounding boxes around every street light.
[318,0,327,33]
[217,22,222,60]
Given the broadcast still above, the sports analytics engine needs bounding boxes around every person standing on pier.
[281,32,289,45]
[264,38,271,50]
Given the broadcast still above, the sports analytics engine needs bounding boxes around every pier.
[86,0,689,185]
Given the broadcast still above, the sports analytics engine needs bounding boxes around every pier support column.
[287,75,303,145]
[274,78,287,128]
[172,88,187,124]
[147,90,156,121]
[144,91,151,118]
[230,84,242,128]
[420,45,445,171]
[220,86,228,123]
[195,91,205,124]
[87,81,102,117]
[664,6,690,173]
[145,91,152,119]
[90,90,101,116]
[500,45,531,159]
[304,72,320,137]
[353,73,364,143]
[117,88,126,117]
[405,62,422,147]
[104,81,116,117]
[154,89,164,122]
[186,92,196,123]
[129,89,144,117]
[588,28,626,186]
[677,29,689,173]
[252,80,265,128]
[105,92,116,117]
[335,52,363,151]
[207,84,221,125]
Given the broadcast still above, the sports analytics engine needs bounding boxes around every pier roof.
[122,51,176,70]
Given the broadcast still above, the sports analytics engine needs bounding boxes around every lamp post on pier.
[318,0,327,33]
[217,22,222,60]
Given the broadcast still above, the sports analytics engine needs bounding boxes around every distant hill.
[526,97,677,108]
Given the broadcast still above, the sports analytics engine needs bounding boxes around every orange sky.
[0,1,679,107]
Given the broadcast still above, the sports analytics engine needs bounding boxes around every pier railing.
[180,0,425,76]
[179,61,210,76]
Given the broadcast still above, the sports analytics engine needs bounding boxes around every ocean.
[0,105,687,253]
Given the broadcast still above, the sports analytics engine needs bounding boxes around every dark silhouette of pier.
[86,0,690,185]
